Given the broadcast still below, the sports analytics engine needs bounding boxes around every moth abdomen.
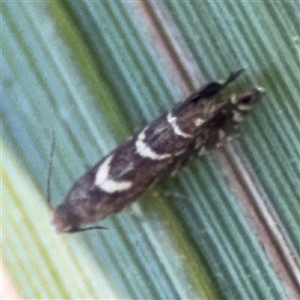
[52,70,264,233]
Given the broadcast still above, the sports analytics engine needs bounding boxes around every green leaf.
[2,1,299,299]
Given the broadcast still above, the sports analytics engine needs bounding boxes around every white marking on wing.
[95,155,112,184]
[174,149,185,156]
[100,179,132,193]
[167,112,193,138]
[230,94,237,104]
[233,110,244,122]
[95,155,132,193]
[238,104,251,111]
[218,129,226,140]
[135,127,172,160]
[256,86,266,93]
[195,137,202,149]
[198,146,207,156]
[194,118,205,127]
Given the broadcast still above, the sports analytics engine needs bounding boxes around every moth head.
[52,203,81,233]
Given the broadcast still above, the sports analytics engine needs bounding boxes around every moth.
[51,69,264,233]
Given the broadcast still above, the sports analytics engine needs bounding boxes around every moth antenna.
[72,226,108,233]
[46,131,56,209]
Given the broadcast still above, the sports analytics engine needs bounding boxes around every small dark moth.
[51,69,264,233]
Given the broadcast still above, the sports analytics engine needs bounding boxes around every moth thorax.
[52,203,81,233]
